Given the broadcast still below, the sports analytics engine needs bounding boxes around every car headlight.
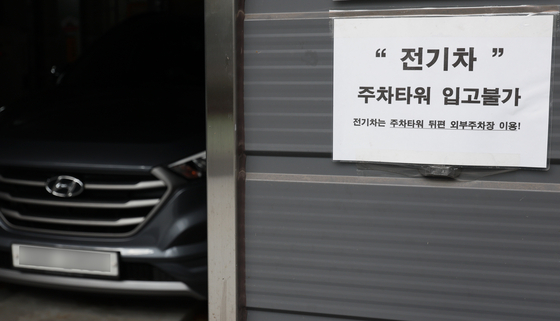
[168,151,206,179]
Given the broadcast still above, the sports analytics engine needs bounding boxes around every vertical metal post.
[205,0,244,319]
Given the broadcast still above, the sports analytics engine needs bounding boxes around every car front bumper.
[0,267,205,298]
[0,169,207,298]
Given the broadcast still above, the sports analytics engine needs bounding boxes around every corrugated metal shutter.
[244,1,560,320]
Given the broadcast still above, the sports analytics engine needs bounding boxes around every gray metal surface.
[243,2,560,321]
[0,174,165,190]
[0,193,159,208]
[244,5,560,158]
[247,310,357,321]
[245,0,560,15]
[245,18,332,154]
[0,208,145,226]
[205,0,244,320]
[245,171,560,321]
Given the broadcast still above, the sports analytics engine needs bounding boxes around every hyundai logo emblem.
[45,176,84,198]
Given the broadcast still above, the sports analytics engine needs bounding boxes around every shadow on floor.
[0,282,208,321]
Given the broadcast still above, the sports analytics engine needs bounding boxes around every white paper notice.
[333,15,555,168]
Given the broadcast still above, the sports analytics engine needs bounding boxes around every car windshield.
[60,14,205,90]
[0,13,206,144]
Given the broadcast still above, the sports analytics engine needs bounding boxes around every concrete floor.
[0,283,207,321]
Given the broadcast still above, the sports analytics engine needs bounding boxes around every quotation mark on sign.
[492,48,504,57]
[376,49,387,58]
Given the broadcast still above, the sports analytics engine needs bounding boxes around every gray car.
[0,12,207,298]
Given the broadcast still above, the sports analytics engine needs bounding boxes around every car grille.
[0,167,170,237]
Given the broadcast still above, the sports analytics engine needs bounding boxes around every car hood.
[0,139,203,172]
[0,86,205,171]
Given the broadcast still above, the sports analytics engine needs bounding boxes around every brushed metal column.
[205,0,245,320]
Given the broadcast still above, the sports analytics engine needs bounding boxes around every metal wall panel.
[243,1,560,321]
[245,18,333,154]
[247,310,359,321]
[244,8,560,158]
[245,171,560,321]
[244,19,332,154]
[245,0,560,15]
